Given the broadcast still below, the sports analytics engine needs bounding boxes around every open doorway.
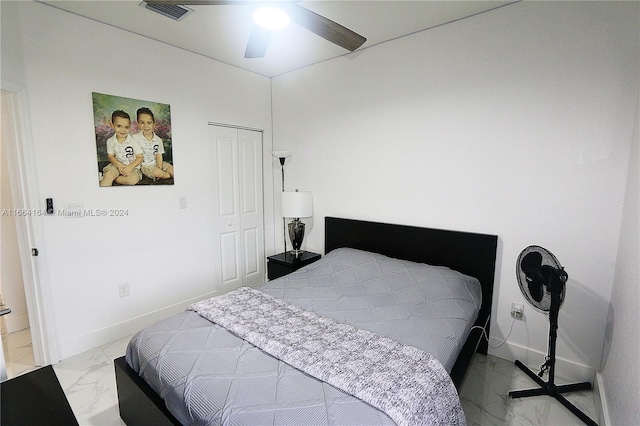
[1,89,57,374]
[1,106,33,377]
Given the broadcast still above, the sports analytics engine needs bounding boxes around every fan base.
[509,360,597,426]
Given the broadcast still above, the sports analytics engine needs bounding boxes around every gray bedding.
[126,248,482,425]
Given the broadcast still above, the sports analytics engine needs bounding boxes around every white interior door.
[237,129,264,286]
[210,125,264,292]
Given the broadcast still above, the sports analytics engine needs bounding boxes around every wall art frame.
[93,92,174,187]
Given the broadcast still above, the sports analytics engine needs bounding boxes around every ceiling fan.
[144,0,367,58]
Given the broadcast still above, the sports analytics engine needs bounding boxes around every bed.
[114,217,498,425]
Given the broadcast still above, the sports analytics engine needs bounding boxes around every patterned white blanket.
[188,287,466,426]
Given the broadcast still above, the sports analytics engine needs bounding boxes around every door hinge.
[31,248,39,256]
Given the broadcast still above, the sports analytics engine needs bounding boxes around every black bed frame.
[115,217,498,425]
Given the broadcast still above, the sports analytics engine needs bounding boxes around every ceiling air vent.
[140,2,194,21]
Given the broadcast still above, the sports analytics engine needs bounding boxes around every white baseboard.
[57,291,218,361]
[488,339,596,384]
[593,371,610,425]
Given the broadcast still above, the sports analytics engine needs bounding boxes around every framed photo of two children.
[92,92,174,186]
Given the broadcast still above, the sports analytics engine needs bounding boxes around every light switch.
[63,203,83,218]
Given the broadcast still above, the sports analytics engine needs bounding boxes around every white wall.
[1,1,274,359]
[272,1,639,381]
[599,91,639,425]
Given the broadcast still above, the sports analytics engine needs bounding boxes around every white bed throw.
[188,287,466,426]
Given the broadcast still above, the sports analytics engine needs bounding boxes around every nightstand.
[267,251,321,280]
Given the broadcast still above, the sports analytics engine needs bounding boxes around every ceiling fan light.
[253,6,290,30]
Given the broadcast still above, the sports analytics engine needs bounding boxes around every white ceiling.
[41,0,517,77]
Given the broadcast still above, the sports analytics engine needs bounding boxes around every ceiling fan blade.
[287,3,366,52]
[244,25,271,58]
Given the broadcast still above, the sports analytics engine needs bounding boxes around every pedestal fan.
[509,245,597,426]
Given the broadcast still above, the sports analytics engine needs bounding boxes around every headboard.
[324,216,498,386]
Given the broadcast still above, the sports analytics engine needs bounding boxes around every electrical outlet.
[118,283,130,298]
[511,302,524,319]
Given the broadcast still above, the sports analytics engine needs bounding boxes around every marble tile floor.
[3,329,599,426]
[2,328,129,426]
[2,328,38,379]
[458,353,599,426]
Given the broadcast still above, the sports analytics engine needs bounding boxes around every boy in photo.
[99,110,143,186]
[133,107,173,181]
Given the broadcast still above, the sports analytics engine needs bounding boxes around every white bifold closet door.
[209,124,264,292]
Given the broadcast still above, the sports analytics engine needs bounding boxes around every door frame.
[1,86,59,366]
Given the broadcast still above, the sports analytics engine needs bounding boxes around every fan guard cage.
[516,245,566,313]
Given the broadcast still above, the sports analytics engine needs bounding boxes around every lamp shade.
[282,191,312,218]
[272,150,291,159]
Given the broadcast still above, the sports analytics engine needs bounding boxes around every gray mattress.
[126,248,482,425]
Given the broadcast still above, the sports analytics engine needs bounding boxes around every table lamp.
[281,190,313,257]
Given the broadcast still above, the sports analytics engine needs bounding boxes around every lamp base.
[287,218,306,258]
[289,249,305,257]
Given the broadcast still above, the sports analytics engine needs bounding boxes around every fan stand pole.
[509,291,597,426]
